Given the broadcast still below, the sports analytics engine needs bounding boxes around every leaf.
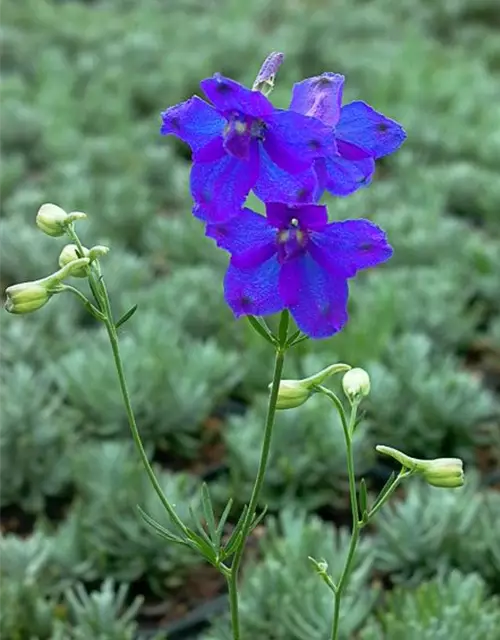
[137,506,188,546]
[201,482,217,543]
[215,498,233,548]
[370,471,396,513]
[115,304,138,329]
[247,315,277,345]
[359,478,368,524]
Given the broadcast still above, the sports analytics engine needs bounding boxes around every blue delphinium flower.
[206,202,392,339]
[290,73,406,197]
[161,74,336,222]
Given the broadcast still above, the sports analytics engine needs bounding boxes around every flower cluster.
[160,54,405,338]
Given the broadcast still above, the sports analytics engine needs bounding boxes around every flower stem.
[318,388,360,640]
[227,315,288,639]
[89,259,188,537]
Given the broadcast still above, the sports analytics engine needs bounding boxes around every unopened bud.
[253,51,285,95]
[59,244,90,277]
[36,203,69,237]
[342,368,370,401]
[273,363,351,410]
[36,203,87,237]
[421,458,464,488]
[4,282,51,314]
[376,445,465,489]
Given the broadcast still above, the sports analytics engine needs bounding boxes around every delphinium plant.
[4,52,467,640]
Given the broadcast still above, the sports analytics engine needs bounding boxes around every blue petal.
[315,156,375,198]
[337,101,407,159]
[253,144,318,204]
[264,110,337,173]
[279,254,349,339]
[224,256,284,318]
[308,219,393,278]
[160,96,225,154]
[289,73,345,127]
[201,74,274,117]
[206,207,276,255]
[190,143,259,223]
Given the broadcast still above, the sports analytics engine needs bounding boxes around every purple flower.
[206,202,393,339]
[161,74,336,222]
[290,73,406,198]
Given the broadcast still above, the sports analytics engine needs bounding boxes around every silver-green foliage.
[222,391,373,510]
[0,531,57,640]
[0,362,78,511]
[366,333,497,460]
[374,476,485,583]
[360,571,500,640]
[204,509,377,640]
[55,314,241,454]
[56,440,201,592]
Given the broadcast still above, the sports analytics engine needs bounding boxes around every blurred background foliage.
[1,0,499,637]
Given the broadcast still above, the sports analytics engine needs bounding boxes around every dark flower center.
[276,218,309,263]
[223,113,266,159]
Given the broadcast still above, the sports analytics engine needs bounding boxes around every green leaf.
[247,315,277,345]
[137,506,188,546]
[370,471,396,513]
[278,309,290,345]
[359,478,368,524]
[201,482,217,543]
[115,304,138,329]
[215,498,234,548]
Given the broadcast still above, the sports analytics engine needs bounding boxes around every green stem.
[94,263,188,537]
[319,389,360,640]
[227,320,287,640]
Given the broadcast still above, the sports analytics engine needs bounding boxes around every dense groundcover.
[1,0,500,638]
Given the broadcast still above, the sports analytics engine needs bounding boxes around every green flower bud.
[342,368,371,401]
[273,363,351,410]
[36,203,69,237]
[59,244,90,277]
[376,445,465,489]
[421,458,464,488]
[4,282,51,314]
[36,203,87,237]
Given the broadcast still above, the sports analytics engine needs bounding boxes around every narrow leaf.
[247,315,277,345]
[222,505,248,556]
[189,505,214,549]
[184,526,217,563]
[249,505,268,532]
[371,471,396,512]
[115,304,138,329]
[278,309,290,344]
[137,506,187,546]
[215,498,233,547]
[285,329,301,347]
[201,483,217,543]
[359,478,368,524]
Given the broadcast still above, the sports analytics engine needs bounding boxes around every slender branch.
[227,314,288,639]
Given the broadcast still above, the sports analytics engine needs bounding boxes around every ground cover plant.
[1,0,500,638]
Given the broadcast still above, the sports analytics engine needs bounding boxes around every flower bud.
[273,363,351,410]
[59,244,90,277]
[342,368,371,401]
[421,458,464,488]
[253,51,285,94]
[36,203,87,237]
[376,445,465,489]
[276,380,312,410]
[4,282,52,314]
[36,203,69,237]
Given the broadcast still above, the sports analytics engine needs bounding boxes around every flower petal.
[224,256,284,317]
[206,207,275,255]
[160,96,225,154]
[190,143,259,223]
[264,110,337,173]
[315,156,375,198]
[309,219,393,278]
[201,73,273,117]
[253,144,318,204]
[279,254,349,339]
[265,202,328,231]
[289,73,345,127]
[337,101,407,159]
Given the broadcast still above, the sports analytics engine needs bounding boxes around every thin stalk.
[95,263,188,537]
[227,334,287,639]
